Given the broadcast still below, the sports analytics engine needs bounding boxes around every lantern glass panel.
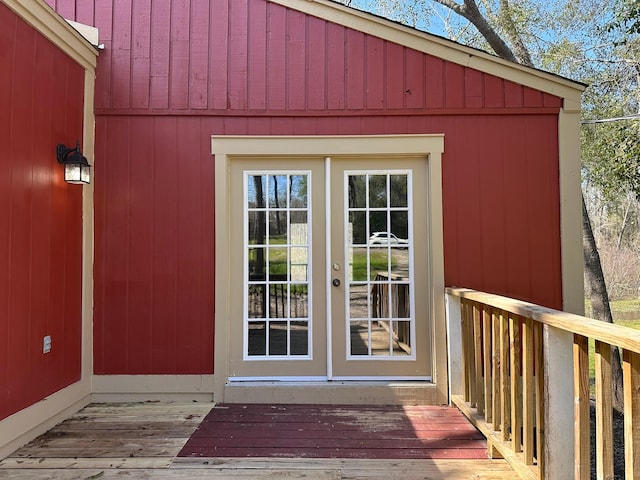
[64,163,91,184]
[65,164,81,183]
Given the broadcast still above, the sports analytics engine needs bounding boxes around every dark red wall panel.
[287,9,306,110]
[93,116,215,374]
[0,2,84,420]
[308,16,327,110]
[406,49,425,108]
[327,22,346,110]
[248,0,267,110]
[346,29,365,110]
[228,0,249,110]
[425,55,444,109]
[91,111,561,376]
[47,0,564,375]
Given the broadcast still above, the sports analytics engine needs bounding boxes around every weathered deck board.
[0,457,173,469]
[0,403,517,479]
[0,458,517,479]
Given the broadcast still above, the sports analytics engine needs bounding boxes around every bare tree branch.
[433,0,625,412]
[498,0,533,66]
[433,0,519,62]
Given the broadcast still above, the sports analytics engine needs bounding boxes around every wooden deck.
[0,402,517,479]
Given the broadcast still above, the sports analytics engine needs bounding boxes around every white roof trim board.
[3,0,98,70]
[64,18,99,47]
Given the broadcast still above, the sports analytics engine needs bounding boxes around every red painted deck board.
[190,426,481,439]
[178,404,489,460]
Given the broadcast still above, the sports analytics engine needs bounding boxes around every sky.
[334,0,475,39]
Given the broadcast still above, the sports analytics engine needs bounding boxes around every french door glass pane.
[346,171,413,359]
[247,175,266,207]
[368,175,387,208]
[390,175,408,207]
[290,175,308,208]
[290,321,309,355]
[245,172,311,358]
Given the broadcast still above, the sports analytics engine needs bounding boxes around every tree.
[431,0,530,64]
[339,0,633,411]
[432,0,627,412]
[608,0,640,38]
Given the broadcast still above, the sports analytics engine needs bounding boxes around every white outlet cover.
[43,335,51,354]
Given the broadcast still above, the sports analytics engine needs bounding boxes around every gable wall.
[47,0,562,114]
[46,0,563,375]
[0,2,85,420]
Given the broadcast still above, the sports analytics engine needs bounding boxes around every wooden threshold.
[222,380,439,404]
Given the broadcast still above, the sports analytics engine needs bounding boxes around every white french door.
[227,158,327,379]
[329,159,430,379]
[226,157,431,381]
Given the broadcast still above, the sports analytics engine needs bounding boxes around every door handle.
[332,278,341,287]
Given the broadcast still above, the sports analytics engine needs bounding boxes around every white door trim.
[325,156,333,380]
[212,135,447,404]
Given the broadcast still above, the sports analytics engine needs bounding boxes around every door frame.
[212,135,446,403]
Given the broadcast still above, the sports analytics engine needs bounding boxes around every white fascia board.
[3,0,98,71]
[64,18,99,47]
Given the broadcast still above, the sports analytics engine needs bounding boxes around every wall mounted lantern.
[56,142,91,184]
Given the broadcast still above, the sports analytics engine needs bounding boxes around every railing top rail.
[446,287,640,354]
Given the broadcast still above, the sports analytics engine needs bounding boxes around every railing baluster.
[510,315,522,453]
[461,300,470,403]
[474,303,484,415]
[624,349,640,480]
[470,302,478,406]
[595,340,614,479]
[522,317,534,465]
[573,334,590,480]
[492,308,501,432]
[483,306,493,424]
[534,321,545,477]
[500,310,511,442]
[465,300,477,406]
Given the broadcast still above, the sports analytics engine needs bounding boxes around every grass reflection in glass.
[350,248,394,281]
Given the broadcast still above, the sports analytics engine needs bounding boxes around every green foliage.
[607,0,640,38]
[583,120,640,200]
[340,0,640,256]
[609,298,640,314]
[586,302,640,392]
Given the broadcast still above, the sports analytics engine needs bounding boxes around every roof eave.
[4,0,98,71]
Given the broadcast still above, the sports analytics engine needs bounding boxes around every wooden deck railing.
[445,287,640,480]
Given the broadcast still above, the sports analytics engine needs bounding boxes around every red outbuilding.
[1,0,584,456]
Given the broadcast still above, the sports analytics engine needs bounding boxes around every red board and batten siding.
[46,0,563,375]
[0,3,85,420]
[46,0,561,114]
[93,116,215,374]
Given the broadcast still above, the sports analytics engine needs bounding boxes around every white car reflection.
[368,232,409,248]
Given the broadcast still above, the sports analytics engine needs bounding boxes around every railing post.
[445,292,463,400]
[543,324,575,479]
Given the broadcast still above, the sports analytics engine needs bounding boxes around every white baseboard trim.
[91,375,215,403]
[0,379,91,460]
